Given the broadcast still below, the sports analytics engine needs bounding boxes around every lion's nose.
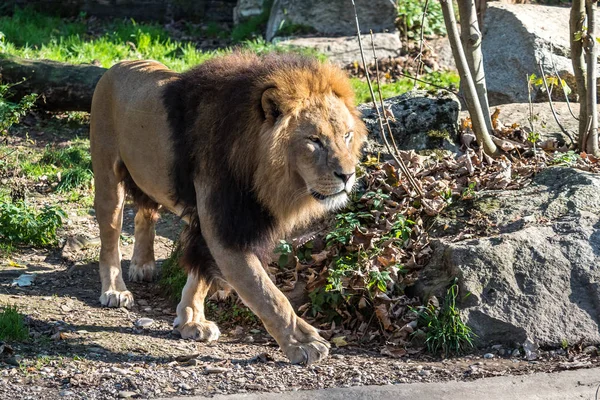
[334,171,355,184]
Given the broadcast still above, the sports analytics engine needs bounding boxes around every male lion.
[89,52,366,364]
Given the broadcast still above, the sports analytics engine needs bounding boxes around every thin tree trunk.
[584,0,599,155]
[457,0,492,133]
[0,55,106,112]
[571,0,588,150]
[440,0,499,156]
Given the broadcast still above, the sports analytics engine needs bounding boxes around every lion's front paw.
[283,337,330,365]
[280,320,330,365]
[128,260,156,282]
[174,321,221,342]
[100,289,134,308]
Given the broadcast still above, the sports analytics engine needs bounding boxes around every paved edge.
[163,367,600,400]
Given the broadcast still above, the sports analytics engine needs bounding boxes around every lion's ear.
[261,87,281,122]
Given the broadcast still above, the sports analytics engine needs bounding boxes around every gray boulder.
[275,33,401,66]
[482,4,574,105]
[233,0,265,24]
[359,90,461,155]
[266,0,397,41]
[414,167,600,347]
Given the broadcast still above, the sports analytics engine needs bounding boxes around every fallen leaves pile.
[268,112,600,356]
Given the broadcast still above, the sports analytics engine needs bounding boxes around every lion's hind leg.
[129,205,159,282]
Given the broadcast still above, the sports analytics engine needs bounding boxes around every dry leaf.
[331,336,348,347]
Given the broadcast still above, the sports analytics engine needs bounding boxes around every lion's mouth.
[310,189,345,201]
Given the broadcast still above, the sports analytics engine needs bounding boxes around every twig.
[350,0,423,197]
[550,42,578,121]
[0,149,17,160]
[397,71,463,97]
[413,0,430,89]
[538,60,576,146]
[526,74,535,133]
[369,31,423,195]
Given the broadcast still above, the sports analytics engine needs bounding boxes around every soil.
[1,117,599,400]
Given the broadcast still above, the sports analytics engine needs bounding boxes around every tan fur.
[90,54,366,364]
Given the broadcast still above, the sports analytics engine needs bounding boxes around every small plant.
[551,150,580,166]
[363,189,390,210]
[461,181,477,200]
[397,0,446,39]
[56,166,94,193]
[274,239,293,268]
[0,82,38,134]
[159,244,186,301]
[325,211,373,246]
[0,304,29,341]
[0,201,66,247]
[416,281,475,356]
[40,144,94,192]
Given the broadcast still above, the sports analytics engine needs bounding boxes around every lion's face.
[287,95,365,211]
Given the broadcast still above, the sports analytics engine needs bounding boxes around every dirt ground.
[1,118,599,400]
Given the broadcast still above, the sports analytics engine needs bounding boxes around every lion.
[89,52,367,365]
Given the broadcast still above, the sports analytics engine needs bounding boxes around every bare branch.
[350,0,423,197]
[370,31,424,196]
[537,60,576,146]
[550,42,578,121]
[413,0,430,89]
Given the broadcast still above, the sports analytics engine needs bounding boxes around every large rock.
[414,167,600,347]
[266,0,397,41]
[359,90,461,155]
[233,0,265,24]
[275,33,401,66]
[482,4,576,105]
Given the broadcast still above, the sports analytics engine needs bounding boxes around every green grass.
[1,8,430,104]
[0,82,38,134]
[397,0,446,39]
[351,71,460,104]
[416,281,475,356]
[0,304,29,341]
[0,7,311,73]
[159,245,187,301]
[39,142,94,192]
[0,200,66,247]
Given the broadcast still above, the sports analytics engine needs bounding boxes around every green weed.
[159,245,186,301]
[416,281,475,356]
[0,82,38,134]
[551,150,580,166]
[0,304,29,341]
[0,201,66,247]
[40,143,93,192]
[397,0,446,39]
[351,71,459,104]
[274,239,293,268]
[56,166,93,193]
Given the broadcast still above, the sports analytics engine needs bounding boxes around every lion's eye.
[308,136,322,146]
[344,131,353,144]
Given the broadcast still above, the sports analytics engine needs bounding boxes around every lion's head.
[251,56,367,230]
